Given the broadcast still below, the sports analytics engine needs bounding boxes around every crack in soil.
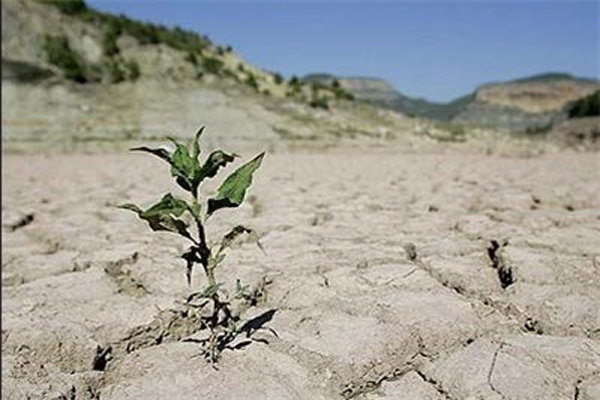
[414,368,456,400]
[488,342,506,399]
[487,240,514,289]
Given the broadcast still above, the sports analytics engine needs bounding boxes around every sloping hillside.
[3,0,423,151]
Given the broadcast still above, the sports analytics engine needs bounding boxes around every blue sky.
[87,1,599,102]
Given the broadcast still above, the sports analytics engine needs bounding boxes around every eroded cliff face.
[475,78,600,113]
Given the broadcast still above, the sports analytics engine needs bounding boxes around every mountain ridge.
[304,72,599,131]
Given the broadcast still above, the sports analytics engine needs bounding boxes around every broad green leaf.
[207,152,265,215]
[141,193,188,218]
[120,194,193,240]
[198,150,236,182]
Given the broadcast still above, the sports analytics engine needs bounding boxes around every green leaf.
[198,150,236,182]
[141,193,188,218]
[207,152,265,215]
[169,139,200,193]
[188,202,202,221]
[120,194,194,241]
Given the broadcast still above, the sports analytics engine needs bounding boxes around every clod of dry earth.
[2,149,600,399]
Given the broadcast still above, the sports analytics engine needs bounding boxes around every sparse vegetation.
[309,97,329,110]
[185,51,198,66]
[568,90,600,118]
[273,73,283,85]
[202,56,224,75]
[245,73,259,91]
[41,0,212,53]
[120,127,271,364]
[525,122,553,135]
[289,76,301,87]
[40,0,87,15]
[125,59,140,81]
[106,58,125,83]
[102,22,120,56]
[41,34,87,82]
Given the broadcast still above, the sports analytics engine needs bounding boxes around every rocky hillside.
[4,0,418,151]
[306,73,599,133]
[454,73,600,132]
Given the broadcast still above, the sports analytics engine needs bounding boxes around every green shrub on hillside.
[42,0,211,53]
[273,73,283,85]
[185,51,198,66]
[245,73,259,91]
[102,23,120,56]
[40,0,87,14]
[202,56,224,75]
[568,91,600,118]
[125,59,140,81]
[309,97,329,110]
[42,34,87,82]
[333,87,354,101]
[289,76,301,87]
[106,58,125,83]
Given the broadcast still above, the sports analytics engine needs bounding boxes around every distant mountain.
[303,73,470,120]
[304,72,599,132]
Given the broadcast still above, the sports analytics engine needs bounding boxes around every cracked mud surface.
[2,149,600,399]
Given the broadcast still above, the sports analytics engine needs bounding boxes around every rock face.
[475,76,599,113]
[453,74,600,132]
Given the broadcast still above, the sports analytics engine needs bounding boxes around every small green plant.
[568,90,600,118]
[119,127,269,364]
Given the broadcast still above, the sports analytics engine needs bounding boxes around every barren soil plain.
[2,147,600,399]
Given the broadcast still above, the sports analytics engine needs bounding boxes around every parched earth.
[2,148,600,399]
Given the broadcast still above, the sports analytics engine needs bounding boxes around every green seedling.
[120,126,270,364]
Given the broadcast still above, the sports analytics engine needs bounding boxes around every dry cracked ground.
[2,148,600,399]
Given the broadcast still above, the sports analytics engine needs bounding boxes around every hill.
[305,73,599,132]
[1,0,422,150]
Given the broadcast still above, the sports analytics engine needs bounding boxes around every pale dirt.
[2,147,600,399]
